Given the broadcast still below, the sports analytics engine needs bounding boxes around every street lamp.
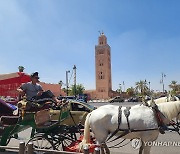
[144,79,147,95]
[73,65,77,98]
[161,73,166,93]
[123,81,125,92]
[59,80,63,86]
[66,70,70,96]
[148,81,151,91]
[119,84,122,94]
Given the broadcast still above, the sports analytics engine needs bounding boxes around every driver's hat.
[30,72,39,79]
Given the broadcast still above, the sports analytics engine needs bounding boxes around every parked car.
[50,100,96,125]
[127,97,139,102]
[57,96,76,100]
[109,96,124,103]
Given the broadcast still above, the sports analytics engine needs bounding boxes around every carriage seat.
[34,109,58,129]
[0,116,19,126]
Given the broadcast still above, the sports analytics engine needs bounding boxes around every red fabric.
[64,135,96,153]
[0,72,30,97]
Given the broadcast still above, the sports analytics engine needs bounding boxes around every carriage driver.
[17,72,61,104]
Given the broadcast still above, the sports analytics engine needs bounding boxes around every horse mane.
[157,101,180,120]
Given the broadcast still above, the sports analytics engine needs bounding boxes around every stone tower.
[95,32,112,99]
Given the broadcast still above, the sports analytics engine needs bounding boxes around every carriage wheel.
[53,132,78,151]
[26,134,54,154]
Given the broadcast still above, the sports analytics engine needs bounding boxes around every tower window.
[98,75,105,80]
[99,60,104,66]
[98,50,104,54]
[98,88,105,92]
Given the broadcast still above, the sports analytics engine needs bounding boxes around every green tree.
[18,66,25,72]
[169,80,180,95]
[116,88,122,93]
[135,80,148,96]
[126,87,135,97]
[70,84,85,95]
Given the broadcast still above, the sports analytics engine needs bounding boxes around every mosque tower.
[95,32,112,99]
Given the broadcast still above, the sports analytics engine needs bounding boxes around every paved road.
[2,102,180,154]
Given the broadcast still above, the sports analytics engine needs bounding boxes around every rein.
[167,111,180,135]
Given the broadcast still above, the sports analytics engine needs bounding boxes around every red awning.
[0,72,30,97]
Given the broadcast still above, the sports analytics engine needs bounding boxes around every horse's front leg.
[102,143,110,154]
[139,140,144,154]
[96,141,106,154]
[143,144,151,154]
[100,147,105,154]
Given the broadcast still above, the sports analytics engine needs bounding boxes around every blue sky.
[0,0,180,92]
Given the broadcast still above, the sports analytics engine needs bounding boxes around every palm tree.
[70,84,85,95]
[135,80,148,96]
[169,81,178,90]
[169,80,179,95]
[126,87,135,97]
[18,66,25,72]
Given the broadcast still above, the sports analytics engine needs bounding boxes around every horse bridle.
[166,111,180,135]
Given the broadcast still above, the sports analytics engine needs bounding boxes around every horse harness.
[106,106,132,143]
[106,104,180,148]
[107,105,168,143]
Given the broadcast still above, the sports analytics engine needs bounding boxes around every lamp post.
[119,84,122,94]
[73,65,77,98]
[144,79,147,96]
[66,70,70,96]
[123,81,125,92]
[148,81,151,91]
[161,73,166,93]
[59,80,63,95]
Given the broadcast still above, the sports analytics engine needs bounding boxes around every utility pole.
[119,84,122,94]
[148,81,151,91]
[66,70,70,96]
[161,73,166,93]
[123,81,125,92]
[73,65,77,98]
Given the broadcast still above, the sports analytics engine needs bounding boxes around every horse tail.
[78,113,91,151]
[83,113,91,143]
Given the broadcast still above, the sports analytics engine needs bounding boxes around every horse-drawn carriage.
[0,97,96,153]
[1,95,180,154]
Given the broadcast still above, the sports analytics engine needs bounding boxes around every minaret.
[95,32,112,99]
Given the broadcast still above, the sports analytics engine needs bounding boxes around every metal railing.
[0,141,101,154]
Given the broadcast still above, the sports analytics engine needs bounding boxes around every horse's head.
[170,96,177,101]
[158,101,180,122]
[167,93,178,101]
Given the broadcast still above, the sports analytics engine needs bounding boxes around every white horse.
[147,95,179,105]
[80,101,180,154]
